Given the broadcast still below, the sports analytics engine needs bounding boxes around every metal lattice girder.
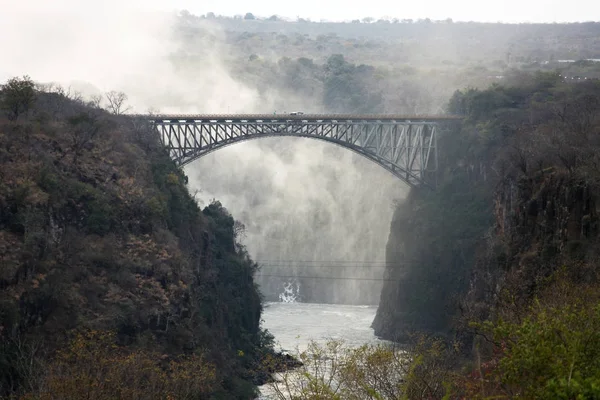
[136,114,460,188]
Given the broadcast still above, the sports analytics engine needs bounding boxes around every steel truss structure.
[141,114,457,187]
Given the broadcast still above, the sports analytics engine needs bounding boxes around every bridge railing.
[132,113,463,122]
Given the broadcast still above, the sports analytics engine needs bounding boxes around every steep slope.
[373,72,600,398]
[372,124,493,340]
[0,80,272,399]
[374,72,600,338]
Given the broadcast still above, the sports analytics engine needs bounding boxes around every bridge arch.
[142,114,459,188]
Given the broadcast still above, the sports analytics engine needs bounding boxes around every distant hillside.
[182,15,600,67]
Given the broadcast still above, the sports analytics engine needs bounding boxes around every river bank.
[258,302,387,398]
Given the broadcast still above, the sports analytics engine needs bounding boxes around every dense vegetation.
[191,14,600,67]
[373,72,600,397]
[0,77,278,399]
[176,14,600,115]
[4,12,600,399]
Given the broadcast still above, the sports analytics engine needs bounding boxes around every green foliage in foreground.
[264,340,405,400]
[267,289,600,400]
[264,336,458,400]
[438,272,600,399]
[473,299,600,399]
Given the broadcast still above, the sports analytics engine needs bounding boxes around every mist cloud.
[0,1,263,113]
[2,1,408,304]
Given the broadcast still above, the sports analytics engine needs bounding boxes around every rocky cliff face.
[373,75,600,344]
[370,204,410,340]
[372,171,493,341]
[463,171,600,323]
[0,87,270,398]
[374,169,600,343]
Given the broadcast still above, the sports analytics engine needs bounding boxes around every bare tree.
[53,85,84,104]
[146,107,160,116]
[105,91,131,115]
[88,94,103,109]
[1,333,46,395]
[233,220,246,241]
[35,82,56,93]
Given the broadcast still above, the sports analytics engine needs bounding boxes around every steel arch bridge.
[136,114,460,188]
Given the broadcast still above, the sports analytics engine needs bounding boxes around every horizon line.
[178,11,600,25]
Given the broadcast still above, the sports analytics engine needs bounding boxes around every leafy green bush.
[264,336,460,400]
[1,76,36,121]
[62,179,115,235]
[486,301,600,399]
[85,197,114,235]
[454,275,600,400]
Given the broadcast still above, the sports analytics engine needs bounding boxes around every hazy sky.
[3,0,597,24]
[145,0,596,23]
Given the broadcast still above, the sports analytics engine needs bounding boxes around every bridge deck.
[143,113,454,187]
[138,114,461,122]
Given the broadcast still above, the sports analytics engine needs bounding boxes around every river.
[258,301,386,398]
